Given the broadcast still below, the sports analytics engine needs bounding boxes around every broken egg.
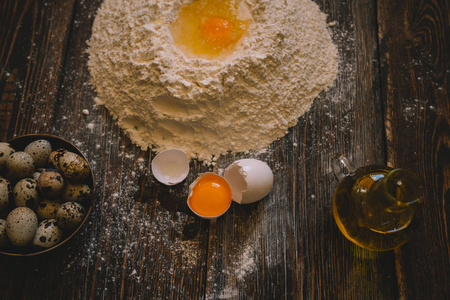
[151,149,190,186]
[187,173,232,219]
[224,158,273,204]
[170,0,252,60]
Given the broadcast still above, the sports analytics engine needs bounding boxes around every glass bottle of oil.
[332,155,423,251]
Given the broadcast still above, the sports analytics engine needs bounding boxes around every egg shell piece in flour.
[151,149,190,186]
[224,158,273,204]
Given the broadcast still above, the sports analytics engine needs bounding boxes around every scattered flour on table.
[88,0,338,162]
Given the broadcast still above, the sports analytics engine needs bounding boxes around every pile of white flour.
[88,0,338,161]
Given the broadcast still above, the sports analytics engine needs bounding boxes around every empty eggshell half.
[224,158,274,204]
[151,149,190,185]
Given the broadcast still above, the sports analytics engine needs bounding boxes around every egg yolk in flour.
[170,0,252,60]
[188,173,232,218]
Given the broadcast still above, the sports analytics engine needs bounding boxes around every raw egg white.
[224,158,273,204]
[151,149,190,186]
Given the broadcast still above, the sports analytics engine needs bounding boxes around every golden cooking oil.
[333,166,423,251]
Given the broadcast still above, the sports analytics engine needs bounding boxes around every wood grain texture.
[378,0,450,298]
[0,0,448,299]
[0,0,76,139]
[205,0,395,298]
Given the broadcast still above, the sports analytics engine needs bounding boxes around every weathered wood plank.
[0,0,75,139]
[0,0,80,299]
[52,0,211,298]
[378,0,450,298]
[204,0,397,299]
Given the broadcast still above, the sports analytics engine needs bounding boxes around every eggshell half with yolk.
[224,159,273,204]
[187,173,232,219]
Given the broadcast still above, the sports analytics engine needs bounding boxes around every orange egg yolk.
[188,173,232,217]
[170,0,252,60]
[200,17,235,47]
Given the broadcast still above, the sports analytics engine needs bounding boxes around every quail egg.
[35,200,61,220]
[0,142,15,171]
[24,139,52,168]
[14,178,39,208]
[0,219,7,247]
[6,207,38,246]
[6,151,35,181]
[0,178,12,212]
[32,168,47,181]
[32,219,63,248]
[59,151,90,183]
[37,170,64,198]
[56,202,85,230]
[48,149,67,172]
[62,183,91,203]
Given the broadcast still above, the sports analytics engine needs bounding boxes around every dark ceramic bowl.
[0,134,94,256]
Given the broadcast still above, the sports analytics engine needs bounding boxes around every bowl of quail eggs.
[0,134,94,256]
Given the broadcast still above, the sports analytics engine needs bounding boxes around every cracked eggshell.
[224,158,274,204]
[151,149,190,186]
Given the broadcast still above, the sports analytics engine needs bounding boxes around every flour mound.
[88,0,338,161]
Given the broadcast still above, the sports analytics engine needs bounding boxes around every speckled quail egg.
[24,139,52,168]
[6,151,35,182]
[62,183,91,203]
[6,207,38,246]
[56,202,85,230]
[36,200,61,220]
[0,178,12,212]
[0,219,8,247]
[37,170,64,198]
[0,142,15,171]
[14,178,39,209]
[32,168,47,181]
[59,151,90,183]
[32,219,62,248]
[48,149,67,172]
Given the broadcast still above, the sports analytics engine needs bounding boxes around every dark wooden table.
[1,0,449,299]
